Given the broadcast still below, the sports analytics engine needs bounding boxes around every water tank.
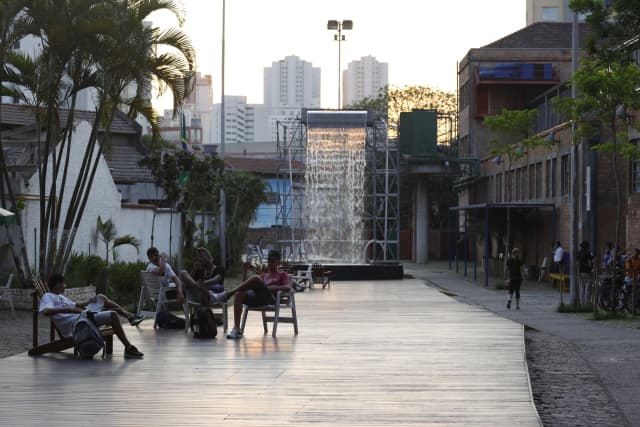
[399,109,437,157]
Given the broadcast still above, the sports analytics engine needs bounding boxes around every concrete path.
[405,262,640,426]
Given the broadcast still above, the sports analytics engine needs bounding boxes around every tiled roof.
[0,104,141,134]
[483,22,591,50]
[104,139,155,183]
[225,156,304,175]
[0,104,152,183]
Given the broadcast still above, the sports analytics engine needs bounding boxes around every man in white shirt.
[553,241,564,273]
[146,247,184,303]
[39,273,144,358]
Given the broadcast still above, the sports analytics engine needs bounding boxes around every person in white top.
[145,247,184,303]
[553,241,564,273]
[39,273,144,358]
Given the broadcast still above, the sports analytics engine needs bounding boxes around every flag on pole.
[180,113,188,151]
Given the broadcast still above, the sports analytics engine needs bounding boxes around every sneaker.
[128,314,145,327]
[506,300,511,309]
[210,291,227,303]
[124,345,144,359]
[226,327,243,340]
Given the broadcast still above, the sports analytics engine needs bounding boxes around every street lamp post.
[327,20,352,109]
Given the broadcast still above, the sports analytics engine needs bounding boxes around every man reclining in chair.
[180,247,225,303]
[210,250,290,339]
[39,273,144,359]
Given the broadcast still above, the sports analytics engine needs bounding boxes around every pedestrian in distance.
[506,248,524,310]
[578,241,595,306]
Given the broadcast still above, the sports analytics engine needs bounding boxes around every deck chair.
[137,271,185,329]
[0,273,15,318]
[310,263,331,289]
[538,257,548,282]
[292,265,312,289]
[28,277,113,357]
[239,288,298,337]
[185,286,229,333]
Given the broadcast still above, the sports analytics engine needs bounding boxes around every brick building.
[453,22,637,284]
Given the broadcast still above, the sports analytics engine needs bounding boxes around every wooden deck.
[0,279,540,426]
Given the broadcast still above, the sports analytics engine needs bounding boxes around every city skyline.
[150,0,525,110]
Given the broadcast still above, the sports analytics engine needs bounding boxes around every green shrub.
[108,261,147,308]
[66,253,107,290]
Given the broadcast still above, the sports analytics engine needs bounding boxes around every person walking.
[578,241,595,306]
[506,248,524,310]
[553,241,564,274]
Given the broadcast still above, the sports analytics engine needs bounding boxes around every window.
[515,169,521,200]
[546,158,557,198]
[496,173,502,203]
[529,165,535,200]
[561,154,570,196]
[535,162,542,199]
[541,7,560,21]
[632,139,640,193]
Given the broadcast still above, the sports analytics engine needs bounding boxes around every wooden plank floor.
[0,279,541,426]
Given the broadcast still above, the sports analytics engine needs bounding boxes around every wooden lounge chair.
[28,277,113,357]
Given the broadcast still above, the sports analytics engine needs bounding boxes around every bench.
[548,273,570,292]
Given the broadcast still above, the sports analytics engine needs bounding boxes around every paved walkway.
[0,279,540,426]
[405,262,639,427]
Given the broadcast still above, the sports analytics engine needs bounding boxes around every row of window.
[485,155,571,203]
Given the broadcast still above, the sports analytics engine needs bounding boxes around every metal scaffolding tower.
[274,113,399,263]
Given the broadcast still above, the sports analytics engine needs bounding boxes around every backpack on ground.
[190,306,217,339]
[73,315,105,359]
[156,309,186,329]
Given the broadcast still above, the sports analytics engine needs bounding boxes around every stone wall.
[0,286,96,311]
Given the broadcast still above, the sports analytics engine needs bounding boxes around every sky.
[150,0,526,110]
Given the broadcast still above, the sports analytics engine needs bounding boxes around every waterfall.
[305,112,366,263]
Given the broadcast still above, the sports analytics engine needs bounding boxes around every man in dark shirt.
[506,248,524,310]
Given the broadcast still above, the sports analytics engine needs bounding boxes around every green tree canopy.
[346,85,457,140]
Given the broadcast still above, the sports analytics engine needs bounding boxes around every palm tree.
[0,0,196,280]
[94,216,141,266]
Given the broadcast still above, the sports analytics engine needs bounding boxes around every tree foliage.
[558,1,640,248]
[0,1,196,283]
[483,109,550,167]
[346,85,457,140]
[139,150,266,269]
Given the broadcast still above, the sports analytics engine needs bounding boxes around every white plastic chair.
[137,271,184,329]
[538,257,548,282]
[239,289,298,337]
[0,273,15,318]
[185,287,228,333]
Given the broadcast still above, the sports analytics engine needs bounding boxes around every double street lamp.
[327,20,353,109]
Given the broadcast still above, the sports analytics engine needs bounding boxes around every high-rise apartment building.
[525,0,609,25]
[212,96,247,144]
[342,55,388,107]
[264,55,321,108]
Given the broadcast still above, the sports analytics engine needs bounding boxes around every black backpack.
[156,309,186,329]
[73,315,105,359]
[190,306,217,339]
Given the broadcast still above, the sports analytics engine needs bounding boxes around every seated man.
[180,247,225,302]
[211,250,290,339]
[39,273,144,359]
[146,247,184,303]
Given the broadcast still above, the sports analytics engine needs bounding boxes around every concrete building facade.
[342,55,389,107]
[264,55,321,108]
